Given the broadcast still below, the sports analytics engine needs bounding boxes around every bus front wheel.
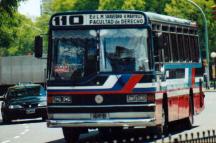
[62,127,80,143]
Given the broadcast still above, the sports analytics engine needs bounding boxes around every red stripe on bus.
[192,68,196,87]
[48,74,143,95]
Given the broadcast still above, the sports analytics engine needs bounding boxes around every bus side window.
[162,33,171,62]
[153,31,164,71]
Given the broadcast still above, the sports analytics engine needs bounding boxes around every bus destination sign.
[52,13,145,26]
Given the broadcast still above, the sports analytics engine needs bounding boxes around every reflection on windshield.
[51,28,149,81]
[52,30,97,81]
[100,29,149,72]
[8,86,43,99]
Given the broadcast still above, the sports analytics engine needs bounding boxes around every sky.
[18,0,41,17]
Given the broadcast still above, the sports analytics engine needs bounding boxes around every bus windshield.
[100,29,149,72]
[51,28,149,81]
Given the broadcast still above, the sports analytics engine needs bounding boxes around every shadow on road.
[47,121,199,143]
[0,118,45,126]
[47,139,65,143]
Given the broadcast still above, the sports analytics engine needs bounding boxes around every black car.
[0,83,47,123]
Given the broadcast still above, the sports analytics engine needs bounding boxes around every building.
[40,0,53,15]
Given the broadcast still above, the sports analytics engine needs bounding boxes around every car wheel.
[42,114,48,121]
[2,111,11,123]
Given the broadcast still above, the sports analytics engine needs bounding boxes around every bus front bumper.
[47,118,156,128]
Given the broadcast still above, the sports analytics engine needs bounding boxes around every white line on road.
[20,128,30,135]
[14,136,20,139]
[1,140,11,143]
[24,129,29,132]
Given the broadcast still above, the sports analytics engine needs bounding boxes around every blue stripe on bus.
[133,87,156,92]
[164,63,202,69]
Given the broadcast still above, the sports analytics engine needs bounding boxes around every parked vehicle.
[0,83,47,123]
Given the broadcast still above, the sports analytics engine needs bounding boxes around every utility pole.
[187,0,210,88]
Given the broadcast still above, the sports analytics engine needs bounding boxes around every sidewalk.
[203,87,216,92]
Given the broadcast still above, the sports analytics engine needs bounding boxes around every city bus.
[34,10,205,142]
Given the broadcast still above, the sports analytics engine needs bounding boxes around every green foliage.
[50,0,99,13]
[99,0,145,10]
[0,12,40,56]
[0,0,32,56]
[0,0,25,15]
[3,13,41,56]
[165,0,216,56]
[144,0,171,14]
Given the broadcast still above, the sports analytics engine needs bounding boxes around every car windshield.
[7,86,45,99]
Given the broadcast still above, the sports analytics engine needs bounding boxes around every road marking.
[24,129,29,132]
[14,136,20,139]
[1,140,11,143]
[20,128,30,135]
[20,131,27,135]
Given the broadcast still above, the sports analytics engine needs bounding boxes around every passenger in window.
[108,46,135,72]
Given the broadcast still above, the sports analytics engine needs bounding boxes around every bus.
[34,10,205,142]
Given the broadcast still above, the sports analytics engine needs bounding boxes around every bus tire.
[62,127,80,143]
[99,127,123,135]
[186,89,194,128]
[98,127,112,136]
[161,107,169,135]
[161,93,169,135]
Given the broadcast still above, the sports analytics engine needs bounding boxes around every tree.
[99,0,145,10]
[49,0,99,13]
[0,0,28,56]
[144,0,171,14]
[165,0,216,56]
[0,0,25,15]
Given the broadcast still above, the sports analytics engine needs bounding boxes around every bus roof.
[49,10,197,28]
[144,12,196,27]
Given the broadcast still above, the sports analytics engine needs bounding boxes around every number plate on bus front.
[91,113,108,119]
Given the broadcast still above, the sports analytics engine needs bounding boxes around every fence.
[78,129,216,143]
[160,130,216,143]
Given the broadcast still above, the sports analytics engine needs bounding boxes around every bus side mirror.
[34,36,43,58]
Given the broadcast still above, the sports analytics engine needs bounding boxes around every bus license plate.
[91,113,108,119]
[26,108,35,114]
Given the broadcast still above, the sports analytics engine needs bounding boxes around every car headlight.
[9,105,23,109]
[38,102,47,107]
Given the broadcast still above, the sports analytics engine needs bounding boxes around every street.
[0,91,216,143]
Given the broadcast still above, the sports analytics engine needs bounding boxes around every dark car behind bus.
[0,83,47,123]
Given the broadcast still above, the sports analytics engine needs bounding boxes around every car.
[0,83,47,123]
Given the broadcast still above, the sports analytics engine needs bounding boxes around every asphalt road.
[0,91,216,143]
